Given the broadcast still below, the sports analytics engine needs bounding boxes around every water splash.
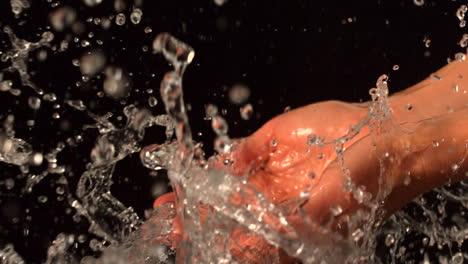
[1,26,54,95]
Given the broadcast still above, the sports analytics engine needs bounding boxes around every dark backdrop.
[0,0,465,263]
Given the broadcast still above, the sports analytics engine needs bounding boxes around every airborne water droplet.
[330,204,343,216]
[240,103,253,120]
[130,8,143,24]
[83,0,103,7]
[148,96,158,107]
[115,13,126,26]
[385,234,395,247]
[229,84,250,105]
[28,96,41,110]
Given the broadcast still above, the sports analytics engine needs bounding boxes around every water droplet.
[352,228,364,242]
[66,100,86,111]
[43,93,57,102]
[404,172,412,186]
[38,195,48,203]
[212,116,228,135]
[451,163,459,172]
[10,0,30,15]
[31,153,43,166]
[144,27,152,34]
[83,0,103,7]
[0,80,13,92]
[459,34,468,47]
[451,252,464,264]
[140,144,171,171]
[130,8,143,24]
[270,139,278,147]
[228,84,250,105]
[103,66,131,99]
[240,103,253,120]
[28,96,41,110]
[307,134,318,146]
[330,204,343,216]
[214,0,227,6]
[392,64,399,71]
[4,178,15,190]
[214,136,231,153]
[148,96,158,107]
[205,104,218,118]
[413,0,424,7]
[115,13,126,26]
[308,172,316,180]
[50,6,77,32]
[80,50,106,76]
[52,113,60,119]
[432,140,440,147]
[424,39,431,48]
[454,52,466,62]
[56,186,65,195]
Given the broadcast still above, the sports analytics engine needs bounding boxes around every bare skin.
[151,58,468,262]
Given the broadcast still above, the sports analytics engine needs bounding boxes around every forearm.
[388,59,468,124]
[385,108,468,214]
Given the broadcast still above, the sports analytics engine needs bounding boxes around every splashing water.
[0,2,466,264]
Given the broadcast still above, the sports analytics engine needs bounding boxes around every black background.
[0,0,466,263]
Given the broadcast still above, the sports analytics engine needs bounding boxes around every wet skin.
[151,59,468,262]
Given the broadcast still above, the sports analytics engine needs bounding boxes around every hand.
[150,60,468,263]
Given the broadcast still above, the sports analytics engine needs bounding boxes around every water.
[0,1,466,264]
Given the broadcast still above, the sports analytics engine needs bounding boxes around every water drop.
[43,93,57,102]
[144,27,152,34]
[392,64,399,71]
[0,80,13,92]
[10,0,30,15]
[451,252,464,264]
[83,0,103,7]
[214,0,227,6]
[228,84,250,105]
[212,116,229,137]
[307,134,318,146]
[148,96,158,107]
[130,8,143,24]
[38,195,48,203]
[240,103,253,120]
[308,172,316,180]
[432,140,440,147]
[140,144,171,171]
[214,136,231,153]
[28,96,41,110]
[49,6,77,32]
[66,100,86,111]
[4,178,15,190]
[330,204,343,216]
[352,228,364,242]
[270,138,278,147]
[205,104,218,118]
[454,53,466,62]
[80,50,106,76]
[115,13,126,26]
[103,66,131,99]
[413,0,424,7]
